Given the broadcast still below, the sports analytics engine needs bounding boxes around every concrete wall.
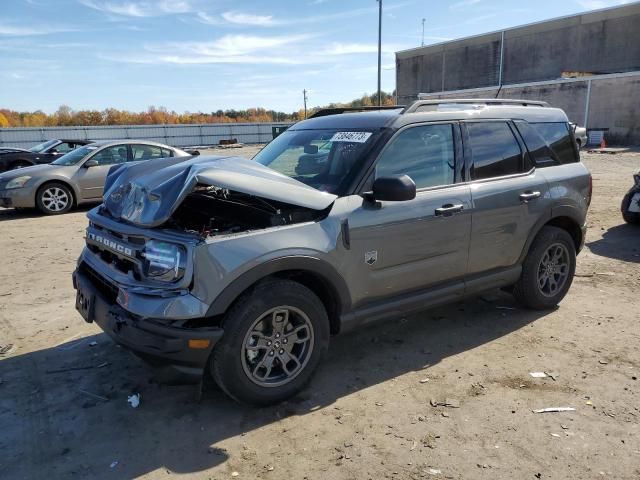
[395,2,640,144]
[397,2,640,99]
[417,73,640,144]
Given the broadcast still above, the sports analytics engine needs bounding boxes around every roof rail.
[308,105,405,119]
[405,98,550,113]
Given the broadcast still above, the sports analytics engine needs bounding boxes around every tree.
[0,111,9,128]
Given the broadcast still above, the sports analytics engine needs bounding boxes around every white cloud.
[450,0,482,9]
[105,33,314,65]
[575,0,631,9]
[221,11,276,26]
[79,0,192,17]
[323,42,402,55]
[0,23,78,36]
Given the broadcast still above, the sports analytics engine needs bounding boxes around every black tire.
[513,226,576,310]
[10,161,31,170]
[210,279,329,406]
[621,192,640,224]
[35,182,74,215]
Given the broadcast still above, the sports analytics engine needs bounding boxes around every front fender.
[204,255,350,318]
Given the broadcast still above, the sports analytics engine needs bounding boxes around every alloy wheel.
[241,306,314,388]
[537,243,570,297]
[41,187,70,212]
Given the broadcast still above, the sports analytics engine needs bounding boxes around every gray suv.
[73,99,592,405]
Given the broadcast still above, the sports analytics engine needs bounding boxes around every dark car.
[621,170,640,224]
[0,139,93,172]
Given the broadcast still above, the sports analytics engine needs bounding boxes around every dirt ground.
[1,147,639,480]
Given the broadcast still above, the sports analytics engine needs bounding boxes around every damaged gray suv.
[73,99,592,405]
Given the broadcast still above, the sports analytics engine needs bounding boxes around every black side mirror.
[84,159,99,168]
[368,175,416,202]
[304,144,319,155]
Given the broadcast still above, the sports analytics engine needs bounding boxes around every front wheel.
[36,182,73,215]
[513,226,576,310]
[210,279,329,405]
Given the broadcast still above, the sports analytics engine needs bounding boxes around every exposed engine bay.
[165,184,328,238]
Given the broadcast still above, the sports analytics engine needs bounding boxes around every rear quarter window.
[529,122,578,166]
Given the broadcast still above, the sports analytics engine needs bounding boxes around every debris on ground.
[88,341,97,347]
[0,344,15,355]
[430,398,460,408]
[530,372,548,378]
[109,461,118,468]
[79,389,108,402]
[533,407,576,413]
[127,393,141,408]
[419,378,430,383]
[428,468,441,475]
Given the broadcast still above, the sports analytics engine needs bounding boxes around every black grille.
[79,262,119,304]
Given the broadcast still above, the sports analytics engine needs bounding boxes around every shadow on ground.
[0,204,95,222]
[587,223,640,263]
[0,292,549,479]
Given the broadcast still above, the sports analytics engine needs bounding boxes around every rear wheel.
[621,191,640,224]
[36,182,73,215]
[513,226,576,309]
[210,279,329,405]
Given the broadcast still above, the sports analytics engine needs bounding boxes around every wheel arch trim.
[205,256,351,330]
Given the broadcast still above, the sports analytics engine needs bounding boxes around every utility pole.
[421,18,425,47]
[303,89,308,119]
[377,0,382,106]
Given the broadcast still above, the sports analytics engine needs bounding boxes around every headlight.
[142,240,186,282]
[5,176,31,189]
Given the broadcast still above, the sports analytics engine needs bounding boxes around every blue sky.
[0,0,633,113]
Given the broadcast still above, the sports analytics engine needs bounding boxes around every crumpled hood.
[103,155,337,228]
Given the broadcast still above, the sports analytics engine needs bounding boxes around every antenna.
[421,18,425,47]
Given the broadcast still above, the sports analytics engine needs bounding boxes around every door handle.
[435,204,464,216]
[519,191,541,202]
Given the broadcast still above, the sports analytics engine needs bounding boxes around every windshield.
[51,145,98,166]
[253,129,377,194]
[29,140,59,153]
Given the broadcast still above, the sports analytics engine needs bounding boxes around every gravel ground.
[0,147,639,480]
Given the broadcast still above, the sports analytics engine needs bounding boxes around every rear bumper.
[578,222,587,253]
[0,188,35,209]
[73,268,223,383]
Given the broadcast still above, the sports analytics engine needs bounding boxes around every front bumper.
[73,268,223,382]
[0,187,35,209]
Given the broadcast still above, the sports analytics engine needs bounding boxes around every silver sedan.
[0,140,191,214]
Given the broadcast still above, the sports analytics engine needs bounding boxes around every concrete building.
[395,2,640,144]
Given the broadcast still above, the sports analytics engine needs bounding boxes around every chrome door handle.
[435,204,464,216]
[519,191,541,202]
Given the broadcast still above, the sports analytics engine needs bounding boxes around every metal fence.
[0,122,294,149]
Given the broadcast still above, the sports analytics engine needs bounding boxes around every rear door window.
[130,144,170,161]
[530,122,577,165]
[514,121,557,167]
[467,122,524,180]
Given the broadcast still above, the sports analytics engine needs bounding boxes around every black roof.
[290,109,403,130]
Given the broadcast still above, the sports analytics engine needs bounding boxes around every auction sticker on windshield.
[330,132,372,143]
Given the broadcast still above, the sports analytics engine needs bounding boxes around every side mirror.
[84,159,99,168]
[304,144,319,155]
[186,149,200,156]
[369,175,416,202]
